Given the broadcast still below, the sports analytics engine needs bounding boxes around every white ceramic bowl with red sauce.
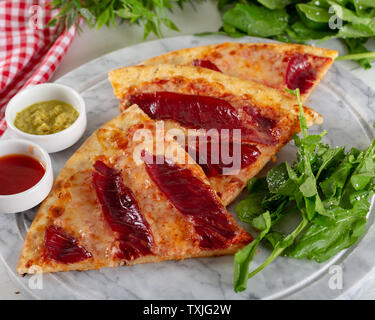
[5,83,86,153]
[0,139,53,214]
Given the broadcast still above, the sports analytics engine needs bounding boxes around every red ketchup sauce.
[187,140,260,177]
[0,154,45,195]
[92,160,154,261]
[44,225,92,264]
[192,59,222,72]
[127,92,278,146]
[143,153,237,249]
[285,54,317,94]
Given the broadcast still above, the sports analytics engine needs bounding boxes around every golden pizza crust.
[141,42,338,100]
[17,105,251,274]
[108,64,322,205]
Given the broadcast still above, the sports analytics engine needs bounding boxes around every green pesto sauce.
[14,100,79,135]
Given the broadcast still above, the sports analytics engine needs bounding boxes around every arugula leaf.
[354,0,375,8]
[328,1,375,32]
[222,3,289,37]
[297,3,332,23]
[233,88,375,292]
[316,147,345,179]
[343,38,374,69]
[267,163,297,196]
[221,23,246,38]
[290,21,336,41]
[287,206,368,262]
[242,217,309,288]
[236,192,267,223]
[247,177,265,193]
[265,230,284,248]
[337,23,375,38]
[234,211,271,292]
[320,150,358,203]
[341,137,375,208]
[257,0,295,10]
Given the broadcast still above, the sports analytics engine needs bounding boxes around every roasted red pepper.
[44,225,92,264]
[192,59,222,72]
[144,153,237,249]
[186,139,260,177]
[128,92,278,146]
[285,54,316,94]
[92,160,154,260]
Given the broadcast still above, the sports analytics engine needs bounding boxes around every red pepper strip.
[144,153,237,250]
[44,225,92,264]
[285,54,317,94]
[92,160,154,261]
[128,92,278,146]
[192,59,222,72]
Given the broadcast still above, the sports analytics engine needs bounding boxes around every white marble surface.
[1,1,375,299]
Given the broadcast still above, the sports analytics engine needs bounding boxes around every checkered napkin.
[0,0,77,137]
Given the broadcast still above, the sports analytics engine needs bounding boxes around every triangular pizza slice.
[17,105,251,274]
[141,42,338,100]
[109,65,322,206]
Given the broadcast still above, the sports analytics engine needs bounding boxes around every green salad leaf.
[234,211,271,292]
[233,88,375,292]
[222,3,289,38]
[286,206,368,262]
[257,0,295,10]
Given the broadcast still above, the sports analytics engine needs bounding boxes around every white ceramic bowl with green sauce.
[5,83,86,153]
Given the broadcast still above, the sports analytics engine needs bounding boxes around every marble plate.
[1,35,375,300]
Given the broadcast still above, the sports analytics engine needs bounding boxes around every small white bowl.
[5,83,86,153]
[0,139,53,214]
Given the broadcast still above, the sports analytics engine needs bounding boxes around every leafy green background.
[48,0,375,69]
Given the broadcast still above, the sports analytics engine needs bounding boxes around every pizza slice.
[108,64,322,206]
[141,42,338,100]
[17,105,251,274]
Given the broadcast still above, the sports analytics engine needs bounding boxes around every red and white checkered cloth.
[0,0,77,137]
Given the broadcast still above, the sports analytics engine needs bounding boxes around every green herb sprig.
[47,0,193,38]
[234,88,375,292]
